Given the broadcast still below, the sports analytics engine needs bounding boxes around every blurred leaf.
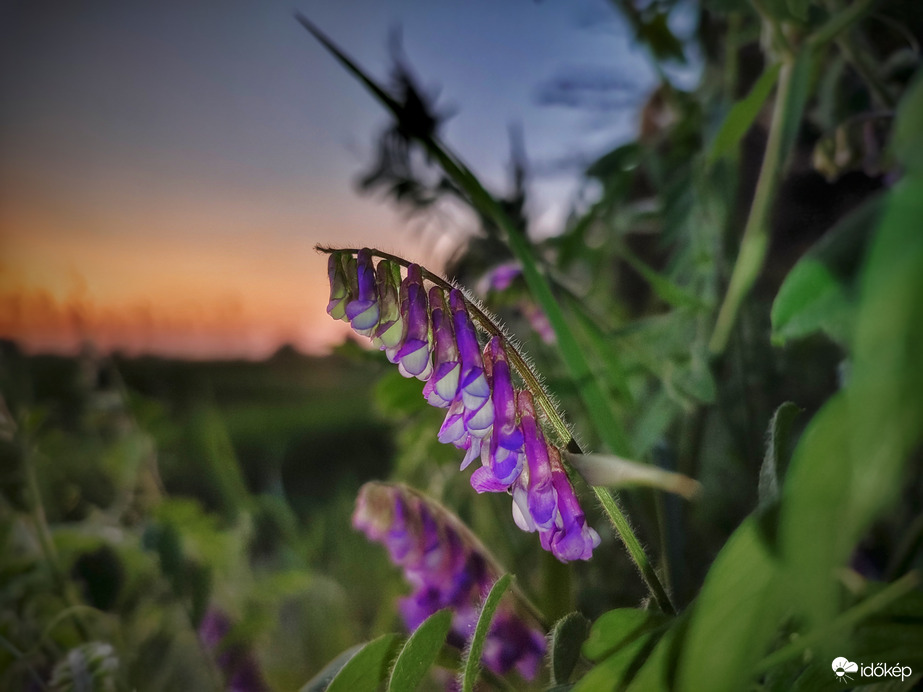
[387,609,452,691]
[622,621,684,692]
[549,611,590,685]
[617,246,708,311]
[583,608,668,662]
[374,369,428,419]
[707,63,781,167]
[758,402,801,510]
[778,51,814,167]
[782,175,923,629]
[461,574,513,692]
[676,519,783,692]
[771,197,882,345]
[324,633,402,692]
[299,643,364,692]
[566,452,701,500]
[892,62,923,174]
[572,630,660,692]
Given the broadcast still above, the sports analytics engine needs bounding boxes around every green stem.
[708,56,797,356]
[593,487,676,616]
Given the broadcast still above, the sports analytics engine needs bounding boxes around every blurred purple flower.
[353,483,546,681]
[198,608,268,692]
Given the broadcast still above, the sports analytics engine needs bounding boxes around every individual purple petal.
[422,287,460,407]
[396,264,434,380]
[477,261,521,294]
[518,391,557,530]
[450,290,490,411]
[326,252,351,321]
[470,464,509,493]
[463,396,494,439]
[546,448,601,562]
[458,435,484,470]
[486,431,523,486]
[345,248,380,334]
[438,400,467,445]
[372,259,404,353]
[486,338,523,451]
[510,478,537,532]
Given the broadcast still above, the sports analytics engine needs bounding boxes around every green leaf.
[892,66,923,174]
[707,63,781,167]
[550,612,590,685]
[461,574,513,692]
[388,609,453,691]
[572,631,661,692]
[299,643,364,692]
[771,197,882,345]
[676,519,783,692]
[583,608,668,662]
[758,402,801,510]
[324,634,402,692]
[623,622,684,692]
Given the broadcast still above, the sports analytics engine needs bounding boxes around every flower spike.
[321,246,601,562]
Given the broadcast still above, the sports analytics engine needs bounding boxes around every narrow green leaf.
[388,609,453,692]
[461,574,513,692]
[676,519,783,692]
[325,633,402,692]
[707,62,781,167]
[566,452,701,500]
[572,631,660,692]
[758,402,801,510]
[891,59,923,174]
[582,608,668,662]
[550,612,590,685]
[617,245,708,311]
[623,622,684,692]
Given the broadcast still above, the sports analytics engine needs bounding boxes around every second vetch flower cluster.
[326,248,600,562]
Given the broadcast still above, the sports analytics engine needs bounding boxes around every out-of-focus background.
[2,0,684,358]
[3,0,922,689]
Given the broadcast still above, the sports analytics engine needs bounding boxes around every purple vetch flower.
[482,338,524,484]
[396,264,434,380]
[353,483,546,682]
[198,608,268,692]
[450,290,492,436]
[518,391,557,530]
[372,259,404,356]
[345,248,380,334]
[326,252,351,320]
[422,287,461,408]
[540,448,602,562]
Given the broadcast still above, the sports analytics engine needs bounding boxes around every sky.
[0,0,677,359]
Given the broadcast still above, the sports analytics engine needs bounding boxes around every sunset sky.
[0,0,678,359]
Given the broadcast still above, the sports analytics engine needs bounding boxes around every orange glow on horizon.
[0,220,357,360]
